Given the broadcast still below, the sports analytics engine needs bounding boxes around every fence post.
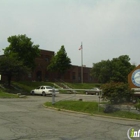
[52,87,55,105]
[98,90,101,112]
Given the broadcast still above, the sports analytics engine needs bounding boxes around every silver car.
[85,87,100,95]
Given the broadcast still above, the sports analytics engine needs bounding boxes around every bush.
[101,82,134,104]
[104,104,120,113]
[135,104,140,111]
[134,99,140,111]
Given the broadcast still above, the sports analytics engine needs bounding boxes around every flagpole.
[81,42,83,83]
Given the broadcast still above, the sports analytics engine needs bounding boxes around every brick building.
[20,49,95,83]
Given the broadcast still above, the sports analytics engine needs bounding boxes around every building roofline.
[71,64,92,69]
[39,48,54,53]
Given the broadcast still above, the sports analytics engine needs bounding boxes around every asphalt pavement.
[0,94,140,140]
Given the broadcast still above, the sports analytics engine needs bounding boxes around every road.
[0,94,139,140]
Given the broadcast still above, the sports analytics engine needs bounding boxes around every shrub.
[135,103,140,111]
[101,82,134,104]
[104,104,120,113]
[134,99,140,111]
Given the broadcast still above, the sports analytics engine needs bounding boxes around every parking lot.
[0,94,140,140]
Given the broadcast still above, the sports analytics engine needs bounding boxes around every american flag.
[79,45,82,50]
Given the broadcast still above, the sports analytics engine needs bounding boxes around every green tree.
[110,55,135,82]
[101,82,134,104]
[4,34,40,69]
[91,60,112,83]
[47,45,71,78]
[91,55,135,83]
[0,56,29,86]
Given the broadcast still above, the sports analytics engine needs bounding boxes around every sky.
[0,0,140,67]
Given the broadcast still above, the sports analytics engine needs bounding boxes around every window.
[45,55,49,62]
[72,72,75,80]
[41,86,45,89]
[46,86,52,89]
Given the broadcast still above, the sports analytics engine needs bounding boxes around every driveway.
[0,94,139,140]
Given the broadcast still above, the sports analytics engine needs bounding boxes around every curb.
[43,104,140,122]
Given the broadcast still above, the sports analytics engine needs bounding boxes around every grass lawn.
[45,100,102,113]
[12,81,101,95]
[44,100,140,120]
[12,81,55,92]
[0,90,18,98]
[62,83,101,89]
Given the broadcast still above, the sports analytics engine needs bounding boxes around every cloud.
[0,0,140,66]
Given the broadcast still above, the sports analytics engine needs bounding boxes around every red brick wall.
[2,49,95,83]
[27,50,95,83]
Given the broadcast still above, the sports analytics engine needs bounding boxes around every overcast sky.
[0,0,140,67]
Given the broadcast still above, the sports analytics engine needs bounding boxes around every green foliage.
[91,60,111,83]
[45,101,100,113]
[134,99,140,111]
[45,101,140,120]
[91,55,136,83]
[135,103,140,111]
[0,56,29,86]
[110,55,135,82]
[47,45,71,77]
[4,34,40,69]
[0,90,18,98]
[101,82,134,104]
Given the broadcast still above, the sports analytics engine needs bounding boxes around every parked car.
[85,87,101,95]
[30,86,59,96]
